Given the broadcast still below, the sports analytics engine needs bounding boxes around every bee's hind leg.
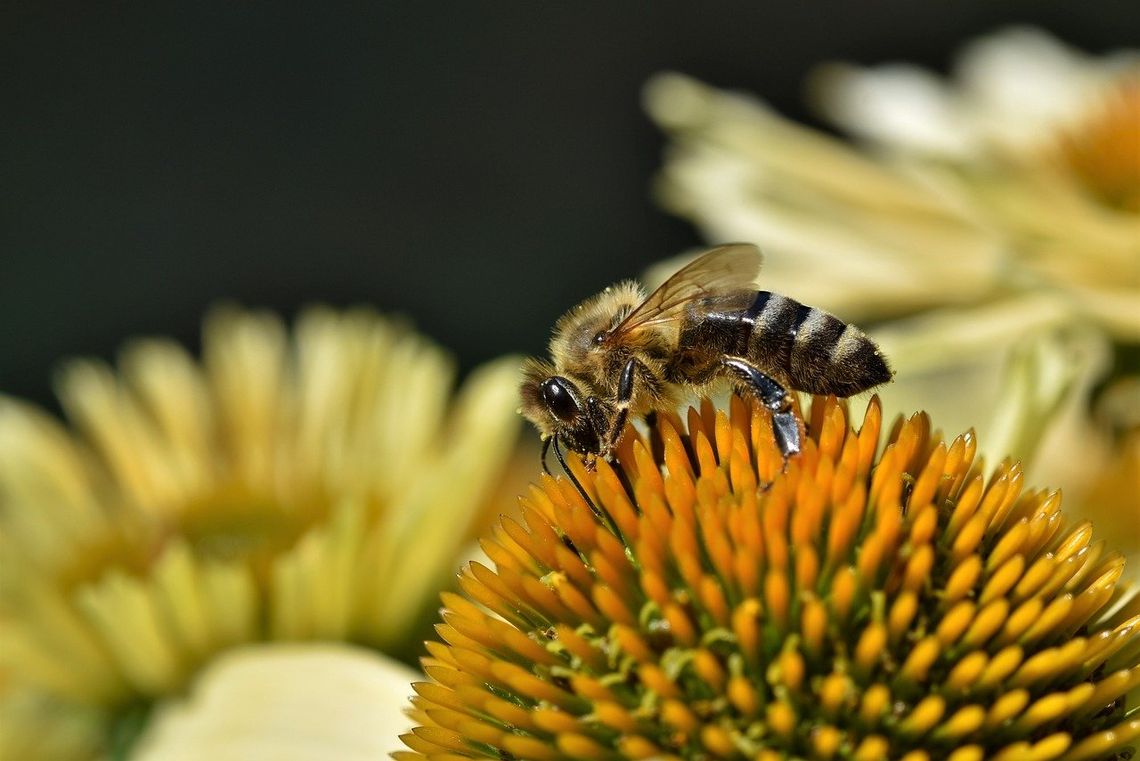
[721,357,802,467]
[770,412,802,466]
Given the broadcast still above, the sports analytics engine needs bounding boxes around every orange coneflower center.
[400,395,1140,761]
[1056,76,1140,212]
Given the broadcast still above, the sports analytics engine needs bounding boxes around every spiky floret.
[400,395,1140,761]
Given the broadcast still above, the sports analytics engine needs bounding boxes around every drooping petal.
[133,644,419,761]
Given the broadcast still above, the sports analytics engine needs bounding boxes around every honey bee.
[520,243,891,475]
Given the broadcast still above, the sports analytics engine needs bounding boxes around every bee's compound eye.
[540,377,580,423]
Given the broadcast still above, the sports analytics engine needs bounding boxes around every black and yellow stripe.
[748,291,890,396]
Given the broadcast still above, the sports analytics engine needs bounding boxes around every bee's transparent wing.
[607,243,763,338]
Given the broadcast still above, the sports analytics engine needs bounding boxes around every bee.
[520,243,891,475]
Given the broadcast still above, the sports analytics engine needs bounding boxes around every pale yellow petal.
[56,360,177,511]
[203,306,288,491]
[871,296,1110,487]
[371,356,522,642]
[0,399,109,570]
[986,326,1111,478]
[133,644,419,761]
[646,72,1003,320]
[955,27,1129,152]
[811,62,979,156]
[1070,432,1140,581]
[120,339,217,501]
[646,72,954,213]
[816,27,1133,158]
[77,570,188,696]
[870,293,1076,375]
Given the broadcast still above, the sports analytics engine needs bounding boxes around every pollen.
[399,395,1140,761]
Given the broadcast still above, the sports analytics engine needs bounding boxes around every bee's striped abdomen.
[747,292,891,397]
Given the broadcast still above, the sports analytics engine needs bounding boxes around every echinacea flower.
[814,27,1139,213]
[809,26,1140,333]
[401,395,1140,761]
[0,306,521,759]
[643,27,1139,568]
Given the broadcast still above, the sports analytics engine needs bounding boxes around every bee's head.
[519,358,606,455]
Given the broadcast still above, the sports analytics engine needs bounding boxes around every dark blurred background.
[3,2,1137,408]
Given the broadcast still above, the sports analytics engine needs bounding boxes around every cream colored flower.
[132,643,419,761]
[0,306,521,759]
[644,73,1004,322]
[812,26,1140,334]
[644,28,1139,567]
[814,27,1137,164]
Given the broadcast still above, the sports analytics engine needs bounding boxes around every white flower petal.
[871,298,1113,506]
[812,63,978,156]
[647,74,1004,320]
[869,293,1075,375]
[956,26,1108,145]
[132,644,418,761]
[815,26,1138,157]
[985,325,1111,471]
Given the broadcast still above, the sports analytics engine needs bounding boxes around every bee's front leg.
[599,358,638,463]
[721,357,802,464]
[584,394,616,468]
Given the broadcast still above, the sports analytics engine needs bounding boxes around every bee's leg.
[771,413,802,468]
[585,395,612,468]
[721,357,802,464]
[601,358,637,461]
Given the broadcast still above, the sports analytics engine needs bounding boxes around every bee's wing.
[607,244,763,339]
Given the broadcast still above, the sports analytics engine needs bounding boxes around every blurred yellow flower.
[644,27,1139,569]
[0,306,521,759]
[401,395,1140,760]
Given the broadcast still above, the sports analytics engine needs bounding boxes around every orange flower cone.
[401,395,1140,761]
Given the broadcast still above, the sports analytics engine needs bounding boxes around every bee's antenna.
[540,436,553,476]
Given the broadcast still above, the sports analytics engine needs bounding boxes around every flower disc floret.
[402,395,1140,761]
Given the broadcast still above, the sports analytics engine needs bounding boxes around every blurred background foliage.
[3,2,1137,405]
